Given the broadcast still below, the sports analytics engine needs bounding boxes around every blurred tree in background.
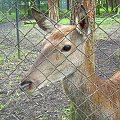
[0,0,119,23]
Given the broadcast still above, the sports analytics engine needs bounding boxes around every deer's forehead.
[47,25,76,41]
[42,25,76,50]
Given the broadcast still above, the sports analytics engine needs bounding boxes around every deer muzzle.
[19,80,35,92]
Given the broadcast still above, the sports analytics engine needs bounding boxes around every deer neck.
[63,42,90,102]
[62,39,96,92]
[85,39,95,68]
[84,38,99,82]
[62,65,93,119]
[62,40,103,119]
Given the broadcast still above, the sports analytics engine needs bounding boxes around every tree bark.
[48,0,59,21]
[114,0,119,13]
[108,0,120,13]
[70,0,95,74]
[67,0,70,10]
[105,0,109,12]
[70,1,95,119]
[96,0,100,15]
[82,0,96,75]
[8,0,12,15]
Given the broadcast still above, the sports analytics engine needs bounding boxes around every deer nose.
[19,80,33,92]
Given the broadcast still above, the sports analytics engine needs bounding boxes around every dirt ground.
[0,20,120,120]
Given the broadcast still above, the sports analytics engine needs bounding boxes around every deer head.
[20,5,89,93]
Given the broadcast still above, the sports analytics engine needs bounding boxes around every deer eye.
[62,45,71,52]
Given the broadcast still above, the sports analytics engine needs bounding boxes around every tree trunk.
[8,0,12,15]
[48,0,59,21]
[82,0,96,75]
[36,0,40,9]
[108,0,119,13]
[1,0,5,14]
[111,0,114,12]
[114,0,119,13]
[105,0,109,12]
[28,0,36,17]
[96,0,100,15]
[70,0,76,24]
[67,0,70,10]
[70,0,95,119]
[70,0,95,75]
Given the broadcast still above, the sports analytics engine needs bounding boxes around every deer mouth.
[20,80,34,92]
[19,79,48,93]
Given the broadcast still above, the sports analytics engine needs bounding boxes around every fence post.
[15,1,20,59]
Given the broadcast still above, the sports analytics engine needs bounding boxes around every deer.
[20,5,120,120]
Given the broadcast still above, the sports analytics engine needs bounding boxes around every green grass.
[61,107,70,120]
[0,7,120,23]
[7,49,30,61]
[97,7,120,15]
[69,102,76,120]
[96,15,120,25]
[0,103,6,110]
[23,18,70,25]
[23,13,120,26]
[61,102,76,120]
[115,50,120,58]
[59,18,70,24]
[62,13,120,25]
[0,54,4,65]
[0,11,25,23]
[0,12,16,23]
[59,15,120,25]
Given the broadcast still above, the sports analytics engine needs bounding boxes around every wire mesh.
[0,0,120,120]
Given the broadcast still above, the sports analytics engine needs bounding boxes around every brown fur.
[84,38,120,120]
[21,7,120,120]
[50,25,76,41]
[20,24,120,119]
[49,27,120,119]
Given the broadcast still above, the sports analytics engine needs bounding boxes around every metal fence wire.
[0,0,120,120]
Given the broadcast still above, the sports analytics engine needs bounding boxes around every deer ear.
[31,8,60,32]
[75,5,89,34]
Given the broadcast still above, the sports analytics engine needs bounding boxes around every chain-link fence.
[0,0,120,120]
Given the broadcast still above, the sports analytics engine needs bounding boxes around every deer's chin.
[37,80,51,90]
